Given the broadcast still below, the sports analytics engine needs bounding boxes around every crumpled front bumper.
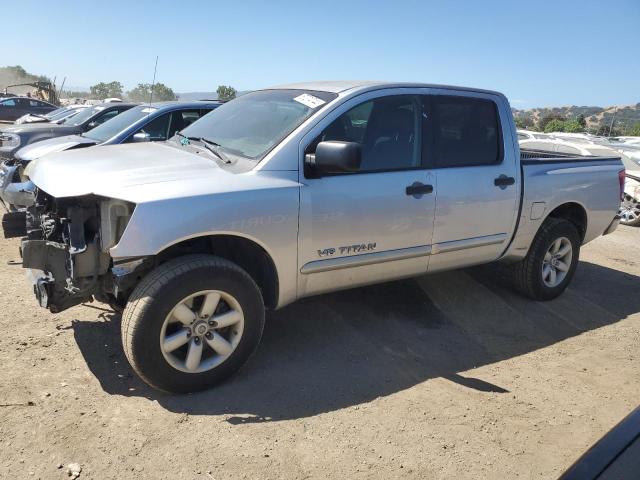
[21,238,106,312]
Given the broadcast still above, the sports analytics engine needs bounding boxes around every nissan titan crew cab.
[7,82,624,393]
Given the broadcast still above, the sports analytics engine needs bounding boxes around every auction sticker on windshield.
[293,94,326,109]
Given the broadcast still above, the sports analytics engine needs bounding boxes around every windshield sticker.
[141,107,157,113]
[293,94,326,109]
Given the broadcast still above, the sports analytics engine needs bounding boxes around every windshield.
[84,105,156,143]
[62,105,106,126]
[178,89,337,161]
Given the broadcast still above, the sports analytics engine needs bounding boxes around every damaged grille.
[22,189,111,312]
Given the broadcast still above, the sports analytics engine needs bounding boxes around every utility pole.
[608,107,617,137]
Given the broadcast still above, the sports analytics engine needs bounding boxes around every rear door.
[425,92,520,272]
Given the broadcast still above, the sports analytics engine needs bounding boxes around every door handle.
[406,182,433,197]
[494,175,515,187]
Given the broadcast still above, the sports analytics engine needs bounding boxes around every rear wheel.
[619,193,640,227]
[510,217,581,301]
[121,255,265,393]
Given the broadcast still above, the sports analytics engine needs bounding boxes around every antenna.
[149,56,159,106]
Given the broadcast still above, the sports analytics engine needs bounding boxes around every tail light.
[618,169,626,201]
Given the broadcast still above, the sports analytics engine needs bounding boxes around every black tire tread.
[510,217,579,300]
[121,254,263,391]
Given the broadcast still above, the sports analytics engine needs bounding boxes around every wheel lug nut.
[205,332,213,339]
[208,320,217,328]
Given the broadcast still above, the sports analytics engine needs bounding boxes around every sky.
[3,0,639,108]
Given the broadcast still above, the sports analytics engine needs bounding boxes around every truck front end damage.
[20,188,136,312]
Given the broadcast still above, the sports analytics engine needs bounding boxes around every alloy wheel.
[160,290,244,373]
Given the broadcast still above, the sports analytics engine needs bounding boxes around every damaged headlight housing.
[100,198,135,251]
[0,133,21,151]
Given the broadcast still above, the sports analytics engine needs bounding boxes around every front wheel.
[619,193,640,227]
[121,255,265,393]
[510,217,581,301]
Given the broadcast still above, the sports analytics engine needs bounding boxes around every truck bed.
[520,148,622,165]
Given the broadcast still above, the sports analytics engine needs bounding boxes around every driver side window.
[132,113,171,141]
[93,109,120,126]
[314,95,422,172]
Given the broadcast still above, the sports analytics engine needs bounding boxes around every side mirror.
[305,141,361,176]
[132,132,151,143]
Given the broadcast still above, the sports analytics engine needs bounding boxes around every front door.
[298,93,436,297]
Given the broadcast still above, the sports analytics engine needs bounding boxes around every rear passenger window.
[427,96,502,168]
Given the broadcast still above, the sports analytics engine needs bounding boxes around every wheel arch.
[543,202,588,242]
[155,233,280,309]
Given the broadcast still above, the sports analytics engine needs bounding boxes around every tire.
[510,217,581,301]
[121,254,265,393]
[619,194,640,227]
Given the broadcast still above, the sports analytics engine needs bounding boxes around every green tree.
[626,123,640,136]
[538,114,566,132]
[127,82,177,102]
[216,85,237,102]
[576,114,587,129]
[563,120,583,133]
[89,81,124,100]
[514,116,534,130]
[543,119,566,133]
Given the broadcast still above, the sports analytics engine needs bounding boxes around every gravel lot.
[0,226,638,479]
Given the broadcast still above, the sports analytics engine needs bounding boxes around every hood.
[27,142,282,203]
[1,122,70,134]
[15,135,96,162]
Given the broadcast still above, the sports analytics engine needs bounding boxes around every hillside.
[512,103,640,131]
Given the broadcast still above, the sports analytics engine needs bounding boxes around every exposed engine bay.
[19,188,137,312]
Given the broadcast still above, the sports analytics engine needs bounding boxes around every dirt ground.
[0,226,638,479]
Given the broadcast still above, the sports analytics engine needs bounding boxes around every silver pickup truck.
[7,81,623,393]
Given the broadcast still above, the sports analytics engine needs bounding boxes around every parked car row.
[0,101,220,212]
[518,130,640,226]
